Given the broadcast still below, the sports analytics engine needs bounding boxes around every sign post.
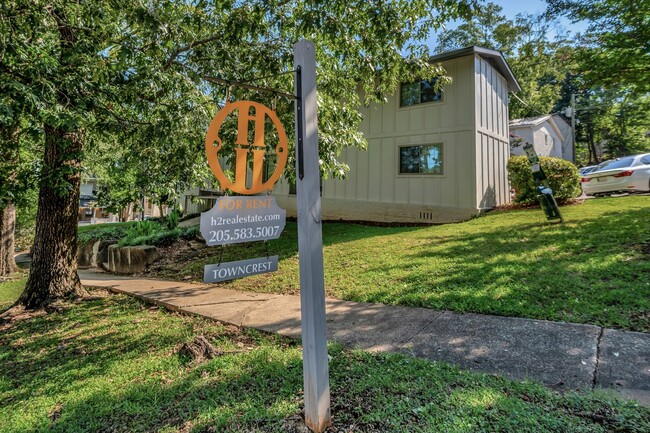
[294,40,331,433]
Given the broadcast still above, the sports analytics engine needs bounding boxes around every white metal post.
[571,93,576,164]
[294,39,331,433]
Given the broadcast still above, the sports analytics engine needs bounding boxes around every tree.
[0,22,40,277]
[547,0,650,161]
[0,121,20,277]
[547,0,650,94]
[88,104,211,220]
[0,129,38,276]
[435,3,574,118]
[437,2,526,55]
[571,89,650,163]
[3,0,479,309]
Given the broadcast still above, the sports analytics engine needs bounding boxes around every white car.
[581,153,650,196]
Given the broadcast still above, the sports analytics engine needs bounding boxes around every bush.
[120,225,200,247]
[165,209,181,230]
[79,220,200,248]
[127,220,161,237]
[78,222,135,245]
[507,156,581,204]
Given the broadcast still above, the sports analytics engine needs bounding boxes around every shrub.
[78,222,134,245]
[165,209,181,230]
[120,225,200,247]
[507,155,581,204]
[118,220,164,246]
[126,220,161,238]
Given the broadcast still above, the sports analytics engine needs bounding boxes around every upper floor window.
[400,79,442,107]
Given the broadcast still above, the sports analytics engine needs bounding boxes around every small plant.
[119,220,163,246]
[78,222,134,244]
[507,155,581,204]
[119,225,199,247]
[166,209,182,230]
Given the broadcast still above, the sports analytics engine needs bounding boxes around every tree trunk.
[0,203,16,276]
[18,126,87,309]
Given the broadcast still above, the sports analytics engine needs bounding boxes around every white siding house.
[510,114,574,161]
[273,46,520,223]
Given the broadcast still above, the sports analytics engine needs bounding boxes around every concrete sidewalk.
[79,269,650,406]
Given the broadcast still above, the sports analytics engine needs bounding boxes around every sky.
[425,0,590,48]
[495,0,589,34]
[497,0,549,17]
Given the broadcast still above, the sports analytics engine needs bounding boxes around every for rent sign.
[200,196,286,246]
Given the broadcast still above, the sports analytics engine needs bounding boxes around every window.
[595,157,635,171]
[399,144,443,175]
[400,79,442,107]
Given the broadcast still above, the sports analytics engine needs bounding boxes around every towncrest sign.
[205,100,288,195]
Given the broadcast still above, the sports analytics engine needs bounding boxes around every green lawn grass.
[173,196,650,332]
[0,276,26,311]
[1,279,648,433]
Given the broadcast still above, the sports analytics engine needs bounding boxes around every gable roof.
[510,115,567,145]
[429,46,521,93]
[509,115,551,128]
[510,113,572,129]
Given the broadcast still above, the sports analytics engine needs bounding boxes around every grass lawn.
[1,279,648,433]
[157,196,650,332]
[0,275,27,311]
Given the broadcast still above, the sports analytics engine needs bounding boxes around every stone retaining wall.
[106,245,160,274]
[78,240,159,274]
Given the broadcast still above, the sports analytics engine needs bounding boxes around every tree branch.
[163,34,222,70]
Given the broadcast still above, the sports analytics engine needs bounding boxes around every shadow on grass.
[141,202,649,331]
[2,295,649,433]
[165,221,422,279]
[0,296,305,433]
[362,207,650,331]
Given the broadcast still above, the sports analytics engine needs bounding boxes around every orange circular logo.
[205,101,288,195]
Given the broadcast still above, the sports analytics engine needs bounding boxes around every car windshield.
[595,157,635,171]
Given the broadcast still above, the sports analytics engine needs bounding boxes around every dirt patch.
[629,310,650,333]
[177,327,269,364]
[0,305,47,332]
[178,335,222,363]
[74,287,113,302]
[0,288,113,331]
[142,240,211,280]
[635,241,650,255]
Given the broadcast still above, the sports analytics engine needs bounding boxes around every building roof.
[429,46,521,93]
[510,113,571,129]
[509,115,552,128]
